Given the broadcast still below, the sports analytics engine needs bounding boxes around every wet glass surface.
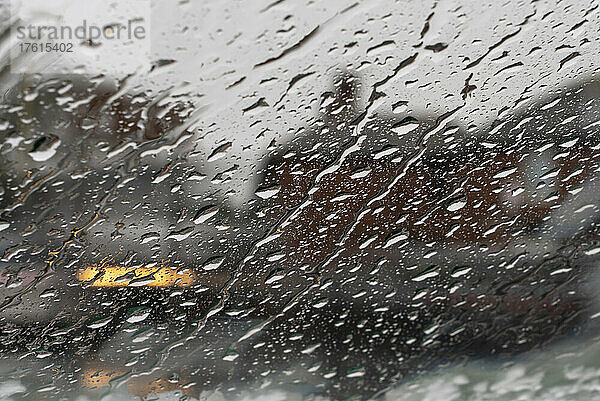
[0,0,600,399]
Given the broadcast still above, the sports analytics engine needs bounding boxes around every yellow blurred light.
[81,367,125,389]
[82,366,195,397]
[77,265,195,287]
